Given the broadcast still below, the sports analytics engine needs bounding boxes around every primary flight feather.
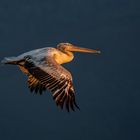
[1,43,100,112]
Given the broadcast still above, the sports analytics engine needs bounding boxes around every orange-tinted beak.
[68,45,101,54]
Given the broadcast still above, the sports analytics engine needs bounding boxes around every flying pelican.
[1,43,100,112]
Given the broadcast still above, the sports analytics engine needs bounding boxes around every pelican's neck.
[53,50,74,64]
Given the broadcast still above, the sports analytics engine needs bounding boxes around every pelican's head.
[57,43,101,54]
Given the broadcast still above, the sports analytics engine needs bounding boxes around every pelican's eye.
[65,43,73,46]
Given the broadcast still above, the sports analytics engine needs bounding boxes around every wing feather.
[18,65,46,95]
[27,75,46,95]
[24,57,79,111]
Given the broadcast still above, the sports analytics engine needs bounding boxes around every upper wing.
[24,56,79,112]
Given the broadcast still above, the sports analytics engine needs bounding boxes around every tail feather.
[1,57,19,65]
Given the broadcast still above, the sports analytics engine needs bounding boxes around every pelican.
[1,43,100,112]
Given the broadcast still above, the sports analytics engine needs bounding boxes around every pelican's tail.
[1,57,20,65]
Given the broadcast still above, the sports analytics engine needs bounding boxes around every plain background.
[0,0,140,140]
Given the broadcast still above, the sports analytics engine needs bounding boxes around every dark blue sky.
[0,0,140,140]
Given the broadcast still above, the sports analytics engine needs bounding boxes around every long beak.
[69,46,101,54]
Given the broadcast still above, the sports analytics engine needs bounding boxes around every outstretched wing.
[18,65,46,95]
[27,75,46,95]
[24,56,79,112]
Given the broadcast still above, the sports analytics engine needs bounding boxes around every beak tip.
[97,50,101,54]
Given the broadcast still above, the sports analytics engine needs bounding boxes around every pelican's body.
[1,43,100,112]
